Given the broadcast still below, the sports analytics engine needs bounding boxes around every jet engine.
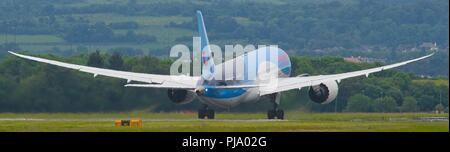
[308,81,338,104]
[167,89,196,104]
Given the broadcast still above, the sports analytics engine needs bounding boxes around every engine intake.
[167,89,195,104]
[308,81,338,104]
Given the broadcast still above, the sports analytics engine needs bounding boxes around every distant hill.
[0,0,448,77]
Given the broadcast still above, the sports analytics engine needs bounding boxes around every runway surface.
[0,117,447,122]
[0,118,288,122]
[0,113,447,131]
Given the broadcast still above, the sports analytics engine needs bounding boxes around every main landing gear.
[267,93,284,120]
[198,104,215,119]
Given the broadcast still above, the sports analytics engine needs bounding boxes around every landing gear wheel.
[198,109,205,119]
[276,109,284,120]
[206,109,215,119]
[267,110,276,119]
[267,109,284,119]
[267,93,284,120]
[198,104,215,119]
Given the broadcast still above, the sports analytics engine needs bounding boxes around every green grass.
[0,112,447,132]
[115,26,194,43]
[0,34,64,44]
[66,14,191,26]
[413,79,449,87]
[16,26,194,55]
[12,15,194,54]
[19,42,170,53]
[54,0,188,7]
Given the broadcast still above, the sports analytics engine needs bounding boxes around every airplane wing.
[125,83,262,89]
[259,53,434,95]
[8,51,200,89]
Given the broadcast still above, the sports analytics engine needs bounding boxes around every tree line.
[1,0,448,49]
[0,51,447,113]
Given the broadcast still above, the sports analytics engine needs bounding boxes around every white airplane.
[9,11,434,119]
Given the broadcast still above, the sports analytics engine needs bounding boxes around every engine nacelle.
[308,81,338,104]
[167,89,196,104]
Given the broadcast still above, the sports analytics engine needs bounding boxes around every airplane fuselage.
[197,47,291,108]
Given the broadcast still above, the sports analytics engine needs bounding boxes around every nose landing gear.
[198,104,215,119]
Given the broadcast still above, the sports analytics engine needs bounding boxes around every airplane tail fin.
[197,10,215,80]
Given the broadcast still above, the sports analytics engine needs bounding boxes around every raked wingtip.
[7,51,20,57]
